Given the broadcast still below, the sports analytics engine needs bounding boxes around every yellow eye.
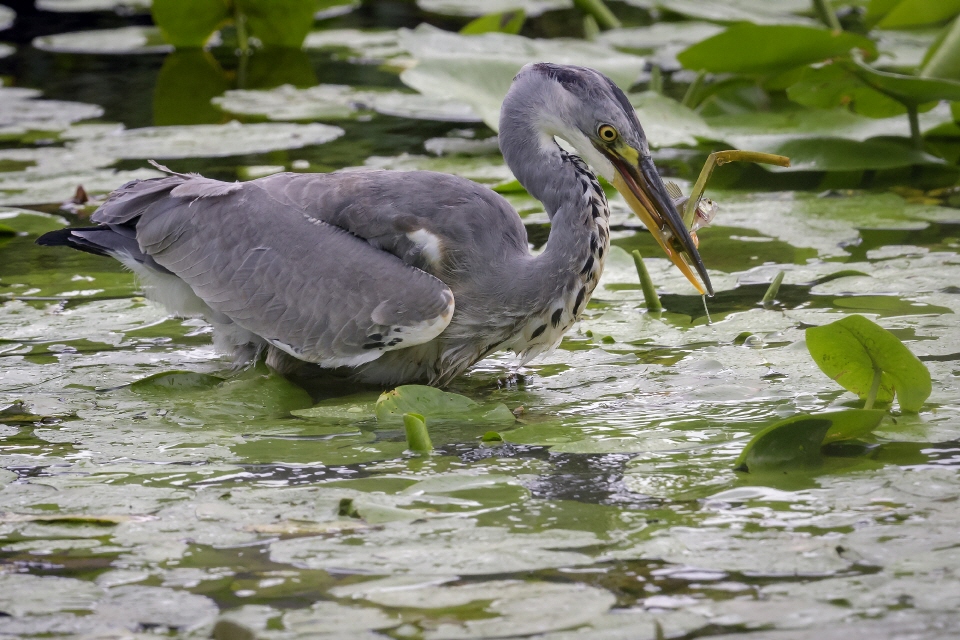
[598,125,618,142]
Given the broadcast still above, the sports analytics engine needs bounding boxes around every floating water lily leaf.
[754,136,944,171]
[805,314,932,412]
[214,84,479,123]
[706,104,954,148]
[417,0,570,18]
[375,385,515,425]
[0,208,68,235]
[461,10,525,35]
[152,0,230,48]
[129,370,224,394]
[629,92,719,148]
[397,24,645,129]
[65,121,344,160]
[291,392,380,422]
[37,0,151,11]
[678,25,876,76]
[303,28,403,60]
[624,0,816,26]
[0,4,13,31]
[32,26,173,54]
[599,21,724,53]
[734,409,886,472]
[0,87,104,137]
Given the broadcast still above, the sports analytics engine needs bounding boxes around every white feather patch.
[406,228,444,267]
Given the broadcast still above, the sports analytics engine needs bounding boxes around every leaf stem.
[812,0,842,31]
[649,65,663,95]
[632,250,662,312]
[864,367,882,410]
[572,0,621,30]
[761,270,785,306]
[681,70,706,109]
[682,150,790,229]
[907,105,922,150]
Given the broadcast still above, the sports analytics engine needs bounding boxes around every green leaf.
[375,385,515,425]
[634,0,816,26]
[787,63,909,117]
[921,15,960,80]
[805,314,932,412]
[151,0,230,48]
[460,10,525,35]
[291,392,381,423]
[628,92,718,148]
[403,413,433,452]
[235,0,316,48]
[677,24,876,76]
[877,0,960,29]
[758,136,944,171]
[129,370,224,393]
[839,57,960,108]
[734,409,886,472]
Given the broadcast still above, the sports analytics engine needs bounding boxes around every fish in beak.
[600,147,714,296]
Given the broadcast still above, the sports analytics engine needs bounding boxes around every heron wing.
[251,170,530,275]
[93,173,455,367]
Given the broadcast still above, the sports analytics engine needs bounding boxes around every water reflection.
[153,47,317,126]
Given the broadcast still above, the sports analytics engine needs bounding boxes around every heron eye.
[598,125,618,142]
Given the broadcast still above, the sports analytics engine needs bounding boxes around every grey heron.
[38,63,712,387]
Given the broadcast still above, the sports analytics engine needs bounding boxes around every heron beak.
[601,147,714,296]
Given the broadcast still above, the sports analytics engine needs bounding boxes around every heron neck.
[499,116,582,221]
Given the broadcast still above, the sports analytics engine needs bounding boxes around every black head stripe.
[533,63,591,93]
[604,76,644,134]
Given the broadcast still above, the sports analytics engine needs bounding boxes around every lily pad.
[214,84,480,123]
[35,0,151,11]
[624,0,817,26]
[0,5,13,31]
[629,92,719,148]
[806,314,932,412]
[375,385,515,425]
[397,24,645,129]
[291,391,380,422]
[303,28,404,61]
[32,26,173,54]
[599,21,724,53]
[0,208,68,235]
[417,0,571,18]
[65,121,344,160]
[734,409,887,473]
[678,24,876,76]
[0,87,104,138]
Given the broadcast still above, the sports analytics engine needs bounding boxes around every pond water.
[1,2,960,638]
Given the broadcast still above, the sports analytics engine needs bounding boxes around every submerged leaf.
[805,314,932,412]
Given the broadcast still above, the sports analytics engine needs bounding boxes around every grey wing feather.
[253,170,530,275]
[95,173,455,367]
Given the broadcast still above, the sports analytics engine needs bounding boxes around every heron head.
[513,63,713,296]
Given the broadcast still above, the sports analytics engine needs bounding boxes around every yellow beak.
[603,148,714,296]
